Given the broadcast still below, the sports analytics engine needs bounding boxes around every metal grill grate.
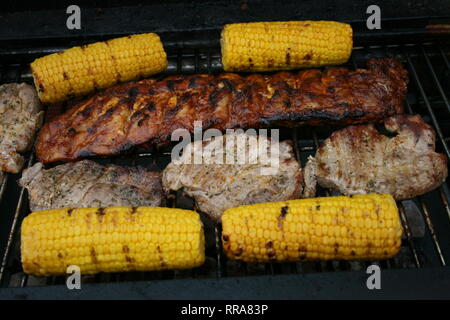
[0,40,450,290]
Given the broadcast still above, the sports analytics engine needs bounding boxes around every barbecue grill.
[0,0,450,299]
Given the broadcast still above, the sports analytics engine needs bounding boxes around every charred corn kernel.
[221,21,352,72]
[21,207,204,276]
[31,33,167,103]
[222,194,402,262]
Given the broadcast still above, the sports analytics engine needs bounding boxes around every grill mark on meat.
[67,127,77,136]
[178,92,192,106]
[98,106,116,121]
[167,79,183,92]
[221,79,236,93]
[188,76,201,89]
[208,90,221,109]
[166,104,182,118]
[284,99,291,109]
[36,59,408,163]
[81,105,95,118]
[116,87,139,112]
[137,115,149,127]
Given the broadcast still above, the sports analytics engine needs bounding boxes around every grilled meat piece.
[19,160,163,211]
[304,115,448,200]
[163,132,303,221]
[0,83,43,172]
[36,58,407,163]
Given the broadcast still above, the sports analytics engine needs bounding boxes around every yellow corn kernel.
[221,21,353,72]
[222,194,402,262]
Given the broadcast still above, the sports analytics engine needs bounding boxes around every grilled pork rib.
[303,115,448,200]
[19,160,163,211]
[36,58,407,163]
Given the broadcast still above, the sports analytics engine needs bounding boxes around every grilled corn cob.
[221,21,353,72]
[31,33,167,103]
[21,206,204,276]
[222,194,402,262]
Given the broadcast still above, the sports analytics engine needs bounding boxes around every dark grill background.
[0,1,449,298]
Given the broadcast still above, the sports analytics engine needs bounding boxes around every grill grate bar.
[398,202,422,268]
[405,50,450,159]
[214,224,224,278]
[439,46,450,70]
[439,188,450,223]
[0,154,34,283]
[20,273,28,287]
[418,197,447,266]
[421,46,450,114]
[0,175,9,209]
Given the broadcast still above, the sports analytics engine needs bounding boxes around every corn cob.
[221,21,353,72]
[222,194,402,262]
[31,33,167,103]
[21,206,204,276]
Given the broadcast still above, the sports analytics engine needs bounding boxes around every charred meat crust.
[36,58,408,163]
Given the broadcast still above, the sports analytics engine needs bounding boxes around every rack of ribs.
[36,58,408,163]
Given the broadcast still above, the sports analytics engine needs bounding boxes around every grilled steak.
[19,160,163,211]
[303,115,448,199]
[36,58,407,163]
[163,132,303,221]
[0,83,43,172]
